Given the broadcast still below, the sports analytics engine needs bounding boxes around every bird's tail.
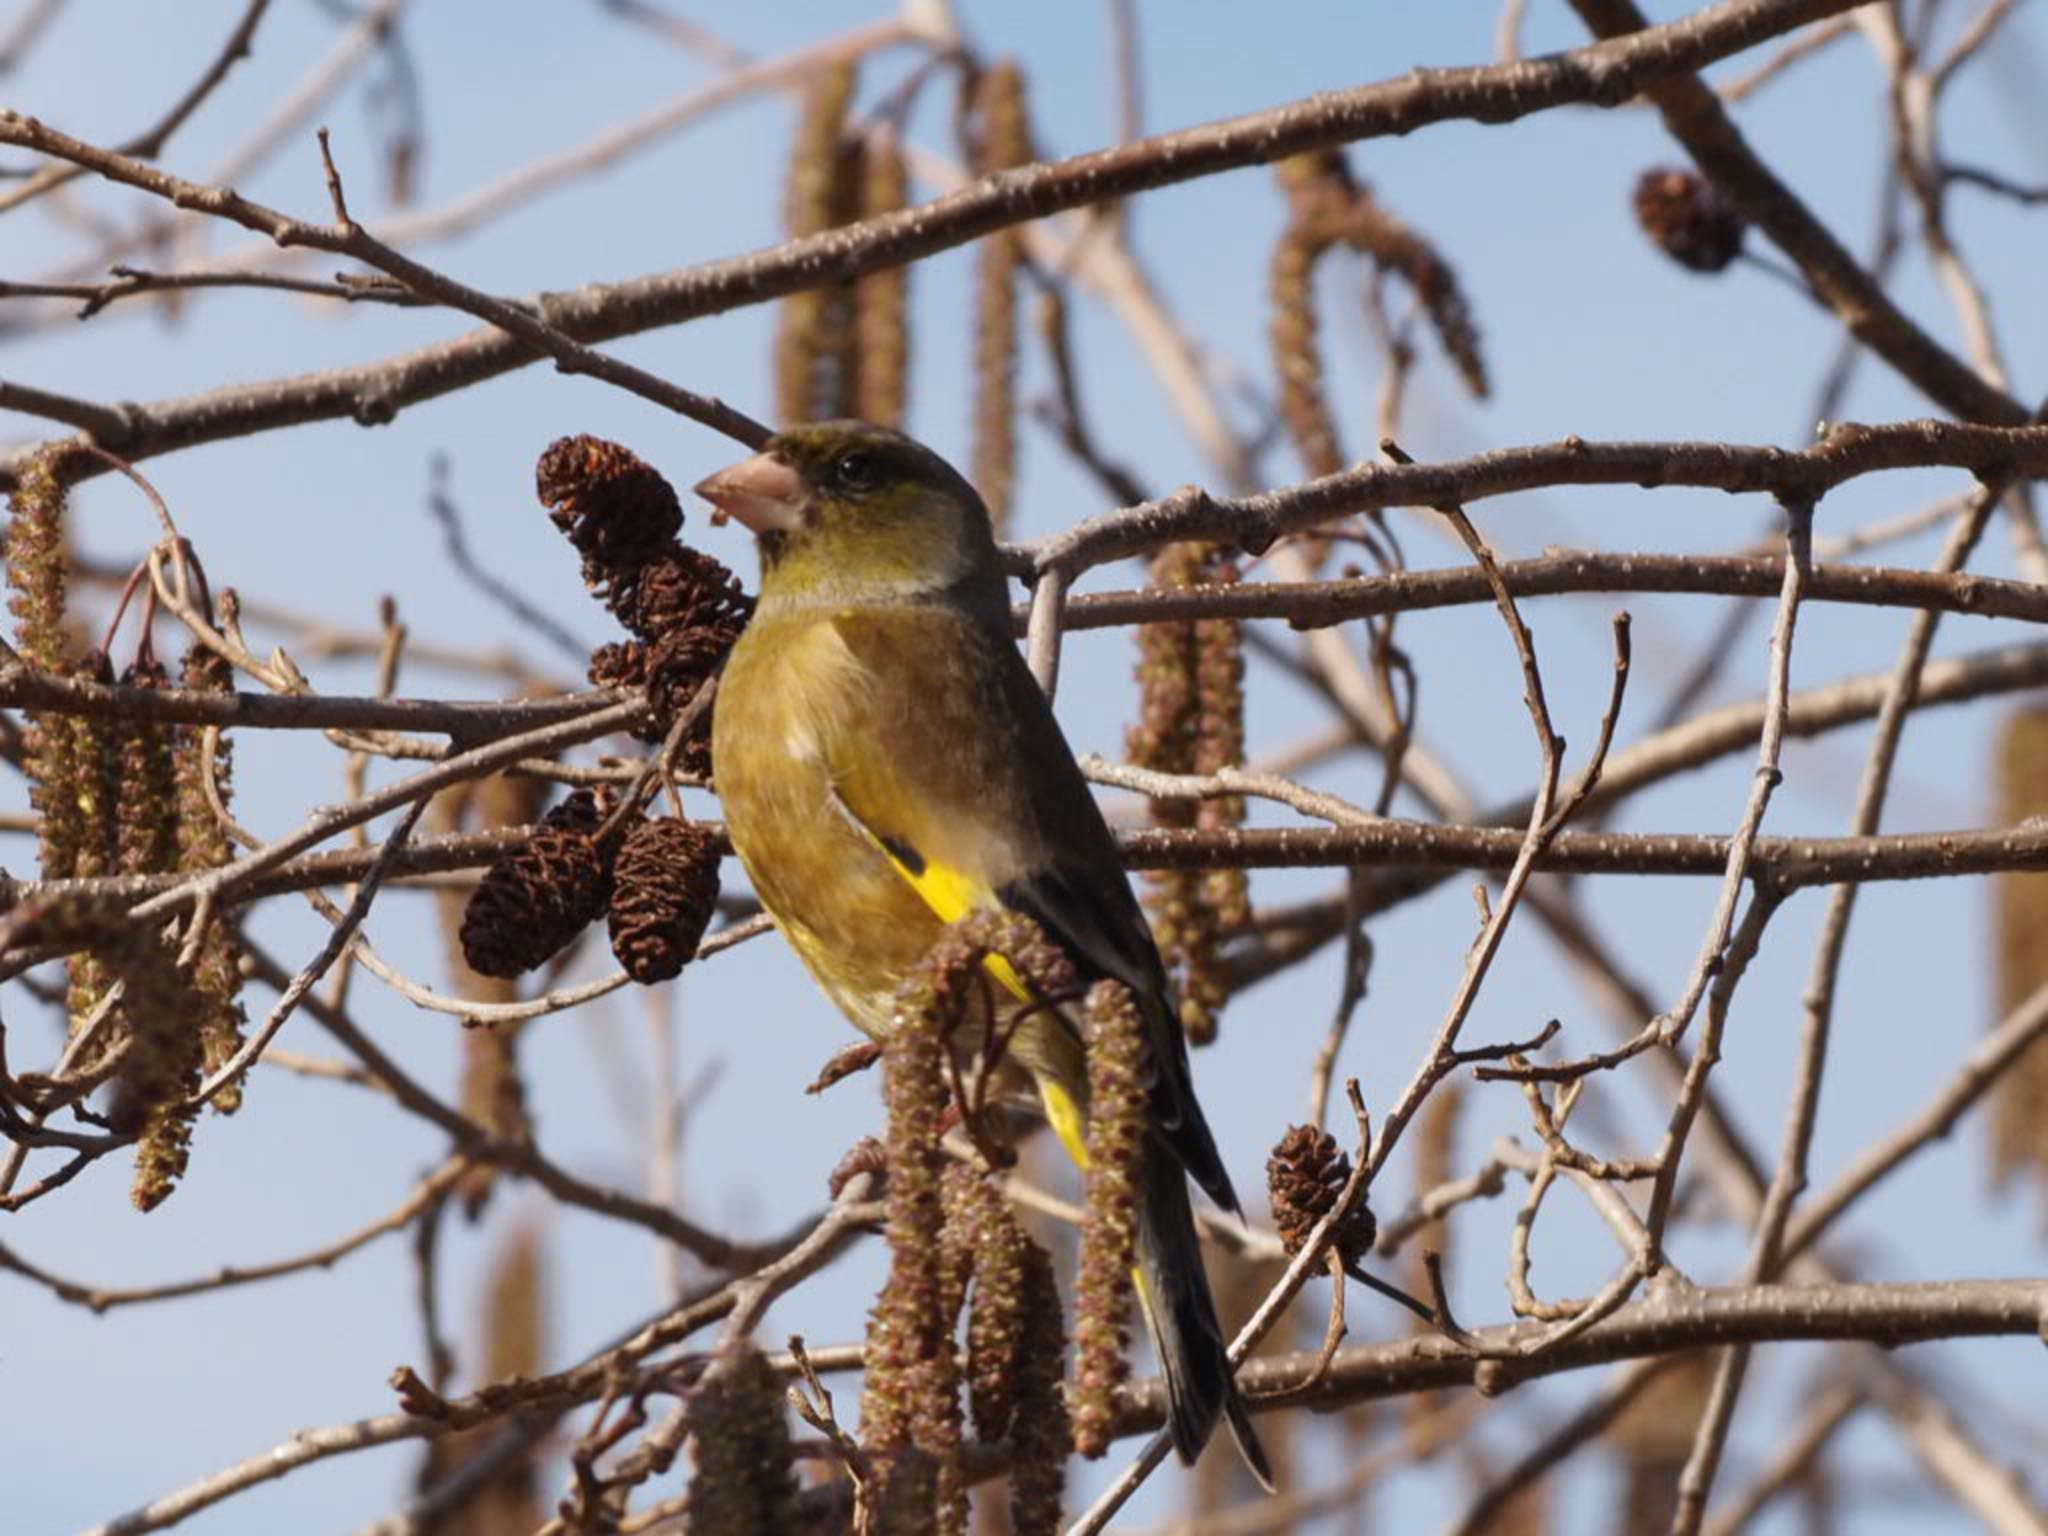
[1133,1138,1274,1491]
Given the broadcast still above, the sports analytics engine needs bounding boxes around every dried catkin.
[1606,1352,1714,1536]
[1127,541,1247,1043]
[685,1345,803,1536]
[1004,1240,1070,1534]
[95,653,207,1204]
[1271,149,1488,465]
[6,448,84,882]
[175,632,247,1111]
[109,921,206,1211]
[116,659,179,881]
[1269,183,1347,482]
[943,1164,1068,1532]
[864,931,970,1533]
[856,126,911,428]
[65,650,123,1059]
[1402,1080,1462,1456]
[1070,980,1145,1460]
[866,914,1078,1529]
[971,60,1031,537]
[1992,705,2048,1220]
[777,58,862,425]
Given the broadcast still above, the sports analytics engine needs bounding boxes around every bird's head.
[694,422,1006,617]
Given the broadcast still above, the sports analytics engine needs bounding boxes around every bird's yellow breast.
[712,609,949,1036]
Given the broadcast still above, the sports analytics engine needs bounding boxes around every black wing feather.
[999,864,1241,1215]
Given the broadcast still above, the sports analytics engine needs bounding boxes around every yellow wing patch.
[859,815,1090,1168]
[859,825,1034,1001]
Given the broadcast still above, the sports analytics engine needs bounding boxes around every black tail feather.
[1134,1140,1275,1491]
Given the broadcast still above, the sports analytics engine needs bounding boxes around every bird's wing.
[819,607,1239,1213]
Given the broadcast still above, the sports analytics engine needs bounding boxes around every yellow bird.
[700,421,1270,1485]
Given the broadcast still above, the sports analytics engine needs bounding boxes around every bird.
[699,420,1272,1487]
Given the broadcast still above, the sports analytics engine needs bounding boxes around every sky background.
[3,2,2045,1532]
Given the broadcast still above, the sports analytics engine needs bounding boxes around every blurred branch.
[0,1155,466,1311]
[0,0,273,216]
[1,0,1859,485]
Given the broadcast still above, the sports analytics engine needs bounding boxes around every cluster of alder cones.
[458,437,751,986]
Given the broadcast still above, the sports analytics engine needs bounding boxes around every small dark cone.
[583,549,751,769]
[459,789,617,979]
[587,638,647,698]
[1633,168,1745,273]
[588,638,662,745]
[606,816,722,984]
[536,435,683,576]
[610,547,753,649]
[1267,1123,1375,1270]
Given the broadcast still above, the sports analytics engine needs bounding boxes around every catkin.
[970,60,1032,537]
[1070,980,1145,1459]
[777,58,862,425]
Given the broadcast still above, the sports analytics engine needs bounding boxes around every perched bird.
[700,421,1271,1485]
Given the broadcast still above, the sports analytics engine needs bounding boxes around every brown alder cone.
[1633,166,1745,274]
[1266,1122,1376,1271]
[458,789,617,980]
[537,433,683,587]
[432,773,543,1218]
[541,435,753,775]
[605,815,721,984]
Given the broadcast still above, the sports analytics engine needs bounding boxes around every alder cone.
[460,789,617,979]
[612,548,753,650]
[537,434,684,575]
[1267,1122,1375,1268]
[1632,167,1744,273]
[586,635,719,772]
[607,816,722,984]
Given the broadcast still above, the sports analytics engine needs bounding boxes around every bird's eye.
[831,450,880,493]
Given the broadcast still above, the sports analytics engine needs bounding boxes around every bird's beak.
[694,451,806,534]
